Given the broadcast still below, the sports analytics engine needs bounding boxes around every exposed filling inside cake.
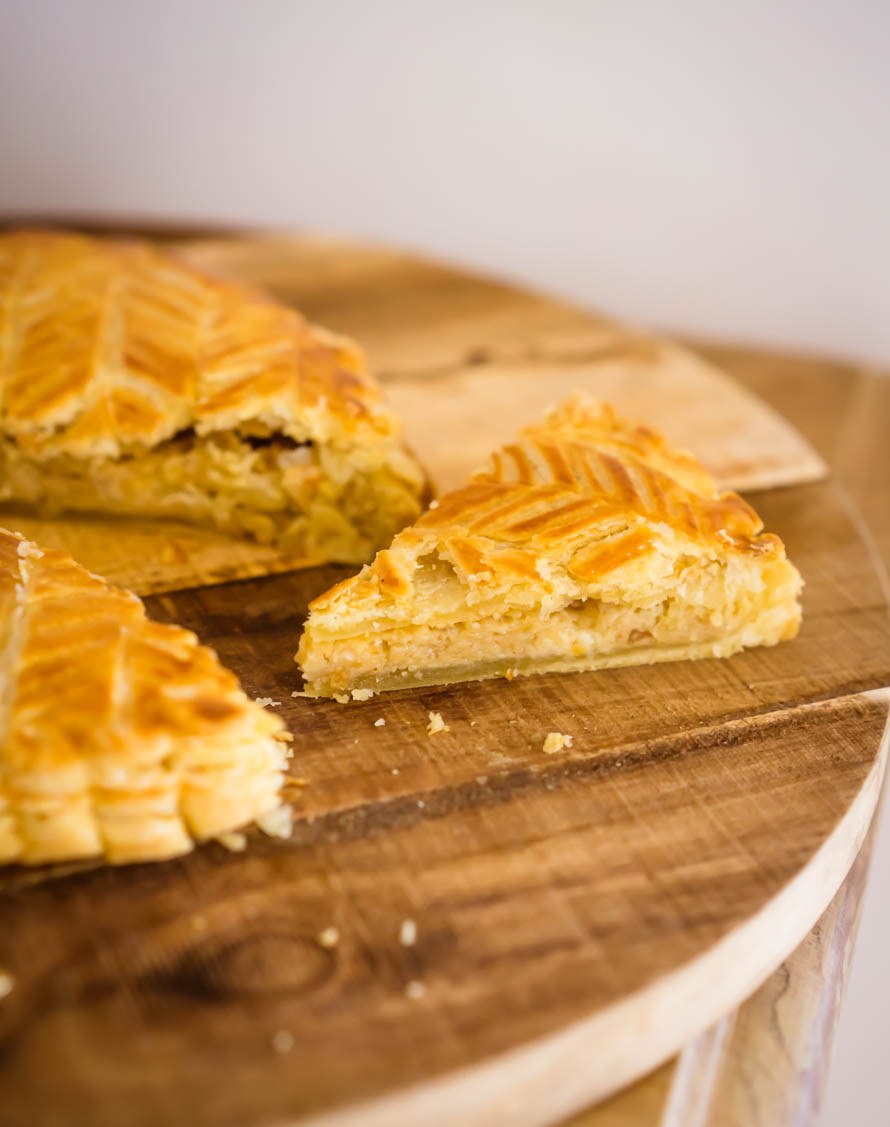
[0,428,426,564]
[298,548,802,697]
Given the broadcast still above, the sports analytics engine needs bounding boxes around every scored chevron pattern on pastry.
[0,229,390,457]
[424,399,763,542]
[352,398,780,598]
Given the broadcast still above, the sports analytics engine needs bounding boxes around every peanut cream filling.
[0,430,425,563]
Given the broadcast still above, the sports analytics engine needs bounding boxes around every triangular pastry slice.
[0,528,289,866]
[297,397,802,698]
[0,230,427,563]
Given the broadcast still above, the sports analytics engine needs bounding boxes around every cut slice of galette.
[297,396,802,698]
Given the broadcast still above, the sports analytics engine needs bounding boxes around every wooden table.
[570,349,890,1126]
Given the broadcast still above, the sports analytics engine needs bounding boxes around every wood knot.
[151,930,334,1002]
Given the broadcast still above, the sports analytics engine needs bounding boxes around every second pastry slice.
[297,397,803,698]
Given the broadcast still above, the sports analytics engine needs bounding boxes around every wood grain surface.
[0,231,887,1127]
[566,788,883,1127]
[0,233,825,595]
[565,349,890,1126]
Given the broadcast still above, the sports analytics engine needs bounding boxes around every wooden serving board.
[568,353,890,1127]
[0,231,888,1127]
[0,233,826,595]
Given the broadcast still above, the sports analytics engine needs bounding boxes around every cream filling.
[0,432,423,563]
[300,555,802,695]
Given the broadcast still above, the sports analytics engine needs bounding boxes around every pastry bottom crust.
[312,633,778,696]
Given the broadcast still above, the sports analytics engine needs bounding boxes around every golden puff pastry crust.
[0,229,427,561]
[297,396,803,697]
[0,527,290,866]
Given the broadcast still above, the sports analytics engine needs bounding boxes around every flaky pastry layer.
[0,528,290,866]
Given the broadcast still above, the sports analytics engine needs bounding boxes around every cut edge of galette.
[296,396,803,698]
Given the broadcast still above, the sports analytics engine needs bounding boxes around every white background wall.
[1,1,888,1121]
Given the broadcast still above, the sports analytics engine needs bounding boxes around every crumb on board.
[405,980,426,999]
[257,805,293,840]
[542,732,573,755]
[391,767,400,774]
[255,697,281,708]
[317,926,340,948]
[272,1030,295,1054]
[417,800,425,809]
[399,919,417,946]
[216,831,247,852]
[351,688,375,701]
[0,971,14,999]
[426,710,449,736]
[504,668,519,681]
[374,717,386,727]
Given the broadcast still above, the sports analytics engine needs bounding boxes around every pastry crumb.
[374,717,386,727]
[417,799,425,808]
[542,732,573,755]
[216,831,247,852]
[272,1030,295,1054]
[317,926,340,948]
[351,688,375,701]
[399,918,417,946]
[391,767,400,774]
[428,499,440,510]
[333,692,351,704]
[0,971,14,999]
[405,980,426,999]
[255,697,281,708]
[257,805,293,839]
[504,668,519,681]
[426,710,449,735]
